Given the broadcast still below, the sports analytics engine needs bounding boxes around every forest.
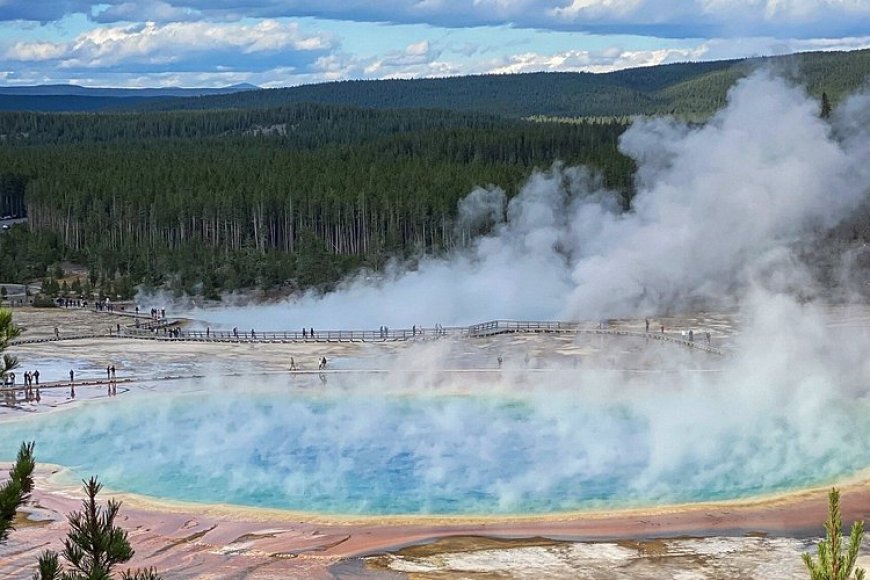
[0,47,867,299]
[0,104,632,297]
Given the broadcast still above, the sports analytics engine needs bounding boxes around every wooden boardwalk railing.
[10,318,723,355]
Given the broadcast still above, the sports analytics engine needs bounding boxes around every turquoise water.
[1,380,868,515]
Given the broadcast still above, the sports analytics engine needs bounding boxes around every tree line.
[0,105,633,296]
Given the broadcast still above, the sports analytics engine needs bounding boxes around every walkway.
[10,317,723,355]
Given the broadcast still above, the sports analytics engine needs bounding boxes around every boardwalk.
[9,318,723,355]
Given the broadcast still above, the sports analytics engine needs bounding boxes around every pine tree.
[821,91,833,119]
[0,441,36,544]
[0,307,21,379]
[34,477,161,580]
[803,488,866,580]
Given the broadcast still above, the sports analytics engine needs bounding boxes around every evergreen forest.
[0,48,868,300]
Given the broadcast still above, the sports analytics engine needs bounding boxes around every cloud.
[2,19,335,74]
[92,0,201,24]
[4,1,870,40]
[484,46,707,75]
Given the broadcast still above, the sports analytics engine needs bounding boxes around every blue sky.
[0,1,868,87]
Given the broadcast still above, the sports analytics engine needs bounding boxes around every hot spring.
[2,367,869,516]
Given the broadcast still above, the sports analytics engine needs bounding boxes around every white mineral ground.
[1,306,870,578]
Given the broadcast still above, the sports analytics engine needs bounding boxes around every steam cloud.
[182,72,870,330]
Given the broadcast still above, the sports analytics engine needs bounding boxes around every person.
[116,323,121,334]
[135,306,139,316]
[290,357,297,371]
[106,365,111,380]
[688,329,694,342]
[318,356,327,370]
[251,328,255,339]
[497,355,503,368]
[310,328,315,339]
[206,327,210,338]
[661,325,665,334]
[302,328,307,339]
[69,369,74,383]
[705,331,711,346]
[54,326,59,339]
[33,369,39,385]
[110,365,116,379]
[645,318,650,333]
[233,327,239,339]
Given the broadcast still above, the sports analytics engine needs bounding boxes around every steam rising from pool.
[172,72,870,330]
[3,294,870,516]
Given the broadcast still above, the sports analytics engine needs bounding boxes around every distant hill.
[2,50,867,116]
[129,49,870,119]
[0,83,259,112]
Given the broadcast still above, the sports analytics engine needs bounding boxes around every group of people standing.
[19,370,41,403]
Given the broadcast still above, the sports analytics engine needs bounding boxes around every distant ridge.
[127,48,870,119]
[1,48,868,115]
[0,83,258,98]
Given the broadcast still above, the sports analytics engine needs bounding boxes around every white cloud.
[9,1,864,40]
[484,46,707,75]
[3,19,335,72]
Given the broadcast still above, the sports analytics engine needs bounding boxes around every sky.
[0,1,868,88]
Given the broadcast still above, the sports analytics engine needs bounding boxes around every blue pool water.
[1,379,868,515]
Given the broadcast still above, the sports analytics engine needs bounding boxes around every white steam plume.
[178,72,869,330]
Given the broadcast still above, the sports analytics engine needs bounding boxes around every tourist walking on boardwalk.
[33,369,39,385]
[106,365,111,380]
[302,328,307,338]
[110,365,116,378]
[310,328,315,339]
[69,369,74,383]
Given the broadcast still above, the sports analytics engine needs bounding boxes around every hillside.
[0,47,867,299]
[0,84,259,112]
[129,49,869,118]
